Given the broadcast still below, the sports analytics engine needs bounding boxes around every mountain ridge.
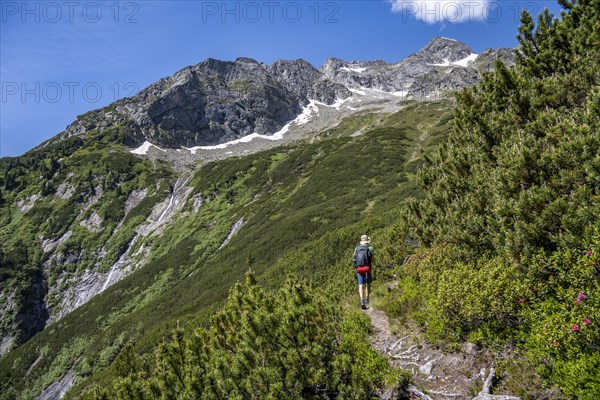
[36,36,514,155]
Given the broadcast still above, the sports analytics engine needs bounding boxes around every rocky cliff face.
[44,37,514,152]
[267,59,352,104]
[53,57,348,151]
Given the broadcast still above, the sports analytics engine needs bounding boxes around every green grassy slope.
[0,100,453,398]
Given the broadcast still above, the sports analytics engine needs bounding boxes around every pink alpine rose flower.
[571,324,580,332]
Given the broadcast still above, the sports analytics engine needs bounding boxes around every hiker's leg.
[357,274,367,308]
[365,283,370,299]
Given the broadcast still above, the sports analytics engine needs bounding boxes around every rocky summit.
[43,37,514,152]
[321,36,515,95]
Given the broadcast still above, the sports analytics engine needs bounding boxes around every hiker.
[353,234,374,309]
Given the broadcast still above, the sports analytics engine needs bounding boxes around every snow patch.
[430,53,478,67]
[130,141,167,155]
[349,88,367,96]
[341,66,369,73]
[347,87,409,100]
[392,90,408,97]
[452,53,478,66]
[328,97,351,110]
[295,100,320,124]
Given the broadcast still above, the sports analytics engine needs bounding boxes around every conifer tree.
[95,275,401,399]
[405,0,600,258]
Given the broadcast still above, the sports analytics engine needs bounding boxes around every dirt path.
[365,306,494,400]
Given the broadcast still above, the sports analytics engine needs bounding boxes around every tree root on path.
[472,366,522,400]
[407,384,434,400]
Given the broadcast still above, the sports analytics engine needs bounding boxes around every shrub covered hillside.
[87,274,409,399]
[0,101,452,399]
[393,0,599,398]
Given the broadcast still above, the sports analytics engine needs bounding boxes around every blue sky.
[1,0,563,157]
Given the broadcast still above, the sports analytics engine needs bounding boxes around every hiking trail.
[365,300,522,400]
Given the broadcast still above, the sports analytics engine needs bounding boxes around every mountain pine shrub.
[88,274,407,399]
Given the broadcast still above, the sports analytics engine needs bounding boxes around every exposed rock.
[268,59,326,100]
[219,218,245,249]
[268,59,351,105]
[308,78,352,105]
[55,183,75,200]
[0,291,17,356]
[44,176,194,325]
[406,385,434,400]
[34,364,77,400]
[17,194,39,213]
[41,230,73,254]
[406,36,474,65]
[26,355,43,377]
[0,334,16,357]
[124,188,148,216]
[471,395,522,400]
[473,48,517,71]
[86,184,103,208]
[193,194,203,213]
[419,360,436,375]
[79,211,102,233]
[159,178,188,221]
[120,57,302,149]
[48,258,132,324]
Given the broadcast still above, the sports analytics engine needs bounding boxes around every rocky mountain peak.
[269,58,322,82]
[320,57,347,71]
[235,57,261,65]
[408,36,475,64]
[268,58,352,105]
